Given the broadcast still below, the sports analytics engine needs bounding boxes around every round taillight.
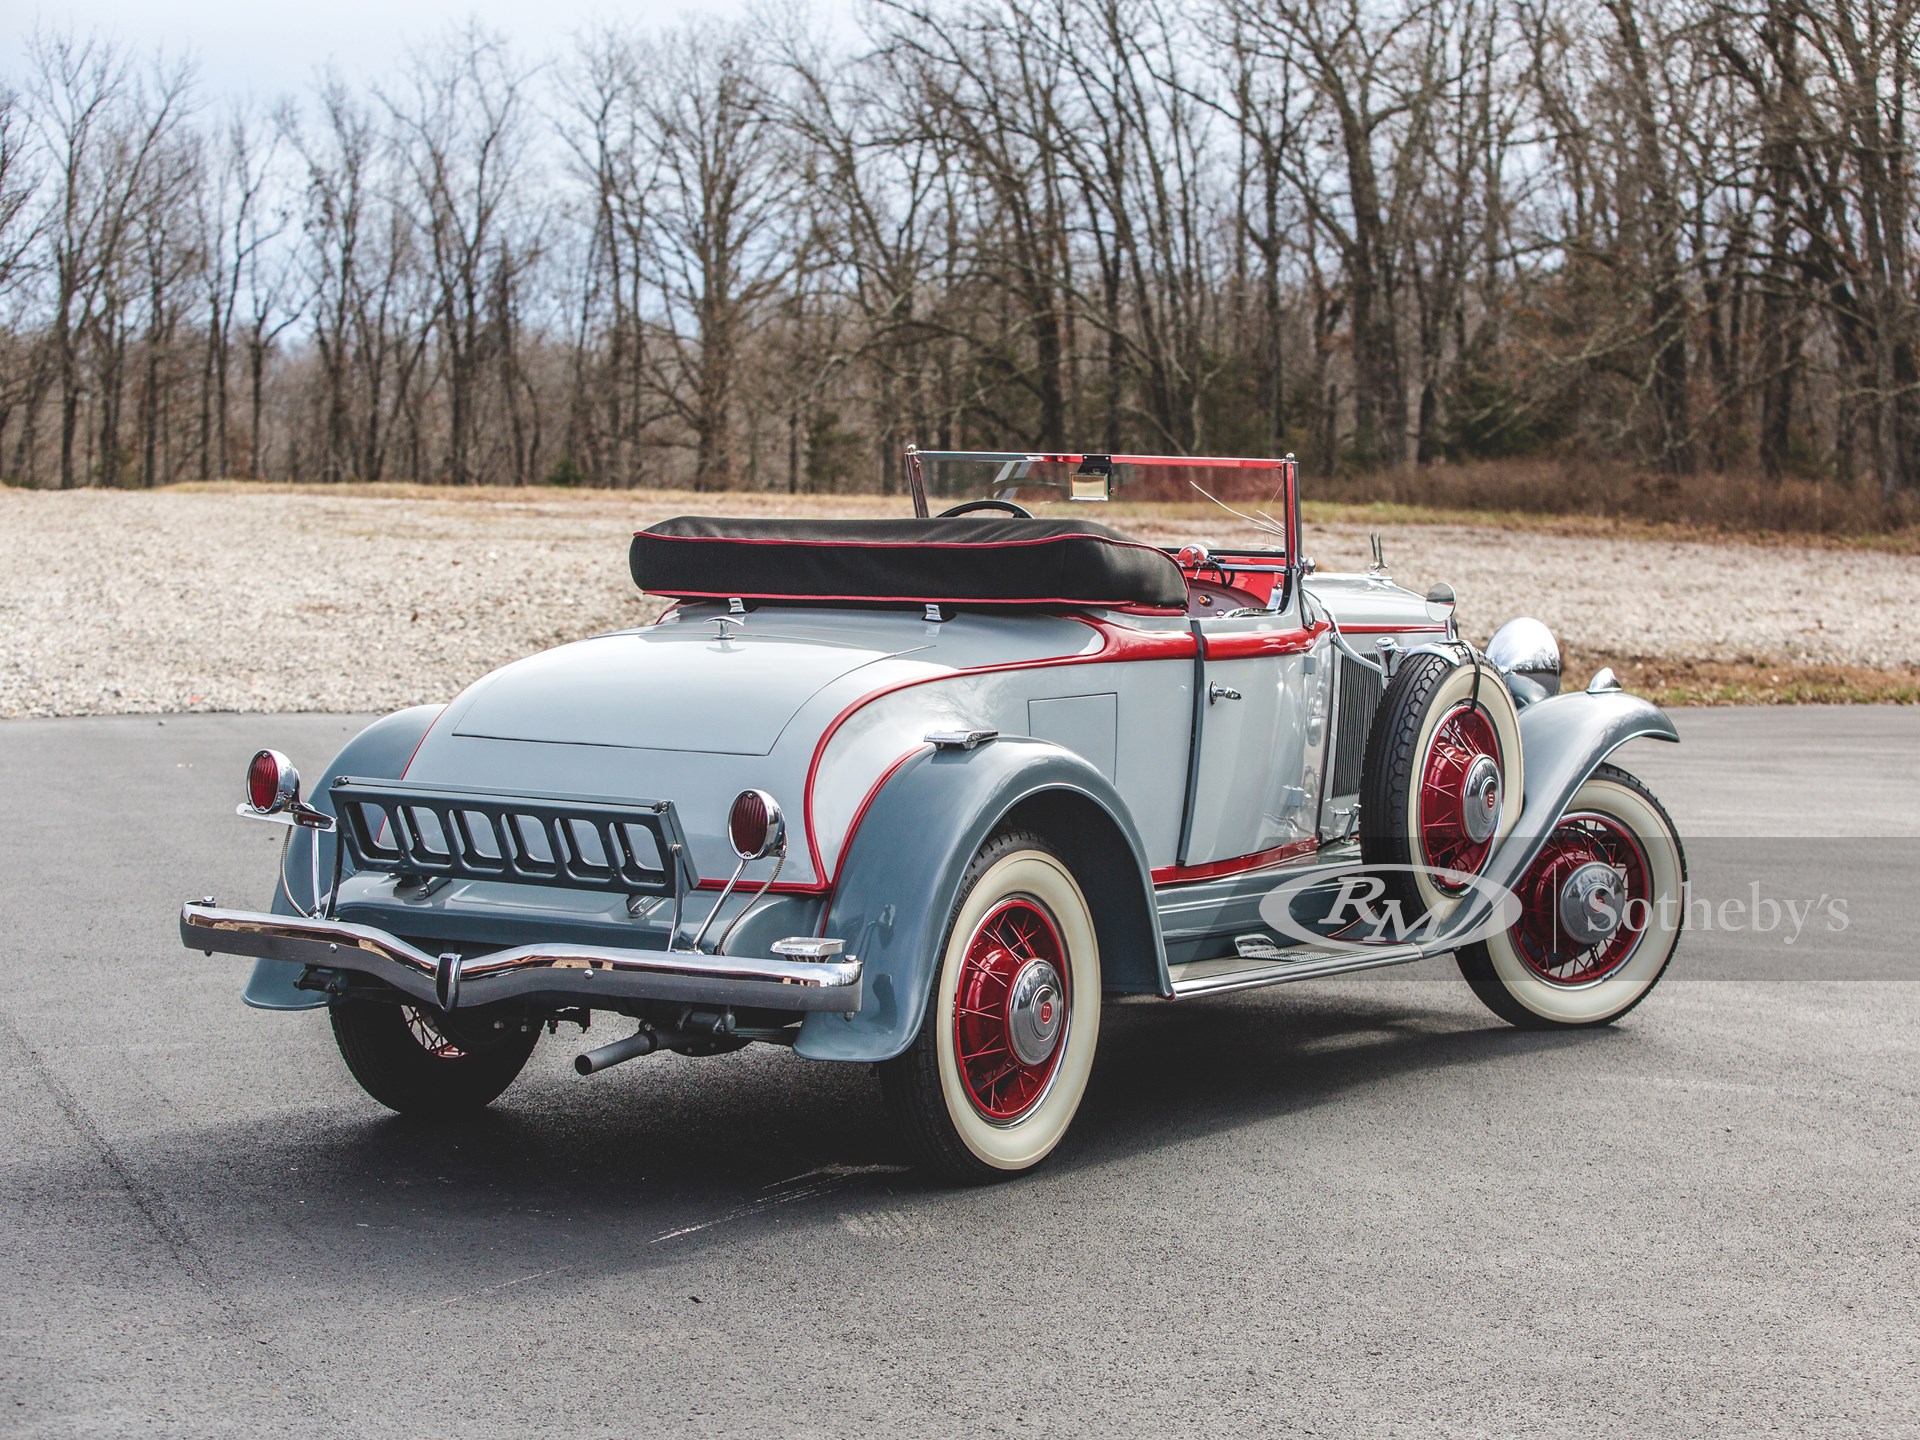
[245,749,299,814]
[727,789,785,861]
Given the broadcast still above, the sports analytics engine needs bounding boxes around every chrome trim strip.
[180,903,861,1013]
[1167,942,1423,998]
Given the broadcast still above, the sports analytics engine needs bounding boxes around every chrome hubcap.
[1460,754,1503,844]
[1006,957,1065,1067]
[1558,861,1624,948]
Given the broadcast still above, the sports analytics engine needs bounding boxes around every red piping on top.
[1200,620,1328,660]
[653,587,1182,611]
[640,529,1179,563]
[797,613,1324,890]
[797,615,1125,886]
[397,704,449,781]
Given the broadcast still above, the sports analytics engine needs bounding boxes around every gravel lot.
[3,486,1916,717]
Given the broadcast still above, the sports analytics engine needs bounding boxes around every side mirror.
[1424,582,1457,625]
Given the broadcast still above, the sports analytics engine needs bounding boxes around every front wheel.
[879,829,1101,1182]
[329,999,539,1117]
[1456,763,1686,1028]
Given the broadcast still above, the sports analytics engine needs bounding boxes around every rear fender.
[1433,687,1678,948]
[794,736,1166,1063]
[244,705,446,1010]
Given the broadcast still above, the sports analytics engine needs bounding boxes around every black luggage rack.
[331,776,696,900]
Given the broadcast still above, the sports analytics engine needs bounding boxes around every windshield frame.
[903,446,1302,611]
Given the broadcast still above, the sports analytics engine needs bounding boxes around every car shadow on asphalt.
[1067,988,1622,1175]
[18,983,1628,1288]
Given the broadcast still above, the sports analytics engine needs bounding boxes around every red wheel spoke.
[951,898,1069,1123]
[1508,813,1652,985]
[1416,705,1502,891]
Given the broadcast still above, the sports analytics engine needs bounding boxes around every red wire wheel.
[403,1006,467,1059]
[1417,702,1504,889]
[1510,813,1652,985]
[951,898,1070,1123]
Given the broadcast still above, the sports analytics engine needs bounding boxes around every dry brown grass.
[1565,652,1920,706]
[1307,458,1920,552]
[156,467,1920,554]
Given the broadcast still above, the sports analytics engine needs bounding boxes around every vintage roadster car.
[181,450,1685,1180]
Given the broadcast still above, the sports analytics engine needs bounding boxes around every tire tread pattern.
[1358,652,1458,907]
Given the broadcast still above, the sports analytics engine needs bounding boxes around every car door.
[1179,610,1331,870]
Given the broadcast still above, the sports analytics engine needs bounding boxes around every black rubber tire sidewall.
[329,999,539,1117]
[1359,650,1520,920]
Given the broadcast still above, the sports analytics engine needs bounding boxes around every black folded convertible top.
[630,515,1187,610]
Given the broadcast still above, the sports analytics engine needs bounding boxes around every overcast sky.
[6,0,849,101]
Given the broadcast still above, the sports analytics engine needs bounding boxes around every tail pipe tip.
[574,1025,662,1075]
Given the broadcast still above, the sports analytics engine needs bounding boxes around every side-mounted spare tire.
[1358,650,1523,924]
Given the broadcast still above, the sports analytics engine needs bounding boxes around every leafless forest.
[0,0,1914,508]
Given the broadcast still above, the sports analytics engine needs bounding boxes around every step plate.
[1167,941,1424,998]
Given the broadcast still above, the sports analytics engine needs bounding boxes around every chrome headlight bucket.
[1487,617,1562,706]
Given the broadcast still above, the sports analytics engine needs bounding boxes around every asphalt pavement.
[1,707,1916,1437]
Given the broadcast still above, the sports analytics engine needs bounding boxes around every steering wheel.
[935,498,1033,519]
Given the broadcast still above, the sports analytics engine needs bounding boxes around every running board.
[1166,940,1425,999]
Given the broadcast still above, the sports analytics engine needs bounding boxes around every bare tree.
[632,21,797,487]
[0,84,47,472]
[0,0,1911,502]
[25,30,193,486]
[385,26,539,484]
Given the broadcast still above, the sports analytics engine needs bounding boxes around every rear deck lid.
[451,621,924,756]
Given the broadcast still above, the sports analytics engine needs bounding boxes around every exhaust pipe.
[573,1008,736,1075]
[575,1025,663,1075]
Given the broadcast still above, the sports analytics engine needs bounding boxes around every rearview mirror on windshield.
[1071,457,1113,502]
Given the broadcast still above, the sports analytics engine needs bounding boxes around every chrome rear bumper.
[179,902,861,1014]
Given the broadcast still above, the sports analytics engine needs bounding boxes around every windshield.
[909,449,1295,516]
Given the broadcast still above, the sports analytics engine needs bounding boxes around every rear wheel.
[329,999,539,1117]
[879,829,1100,1183]
[1456,763,1686,1028]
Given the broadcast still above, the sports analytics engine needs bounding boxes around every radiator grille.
[1329,653,1383,795]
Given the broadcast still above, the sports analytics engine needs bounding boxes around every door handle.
[1208,683,1242,704]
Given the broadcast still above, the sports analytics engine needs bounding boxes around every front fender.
[1434,687,1678,947]
[794,736,1165,1063]
[243,704,446,1009]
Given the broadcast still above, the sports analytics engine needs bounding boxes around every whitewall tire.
[1457,763,1686,1027]
[880,829,1101,1182]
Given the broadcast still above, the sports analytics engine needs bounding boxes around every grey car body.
[183,452,1674,1083]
